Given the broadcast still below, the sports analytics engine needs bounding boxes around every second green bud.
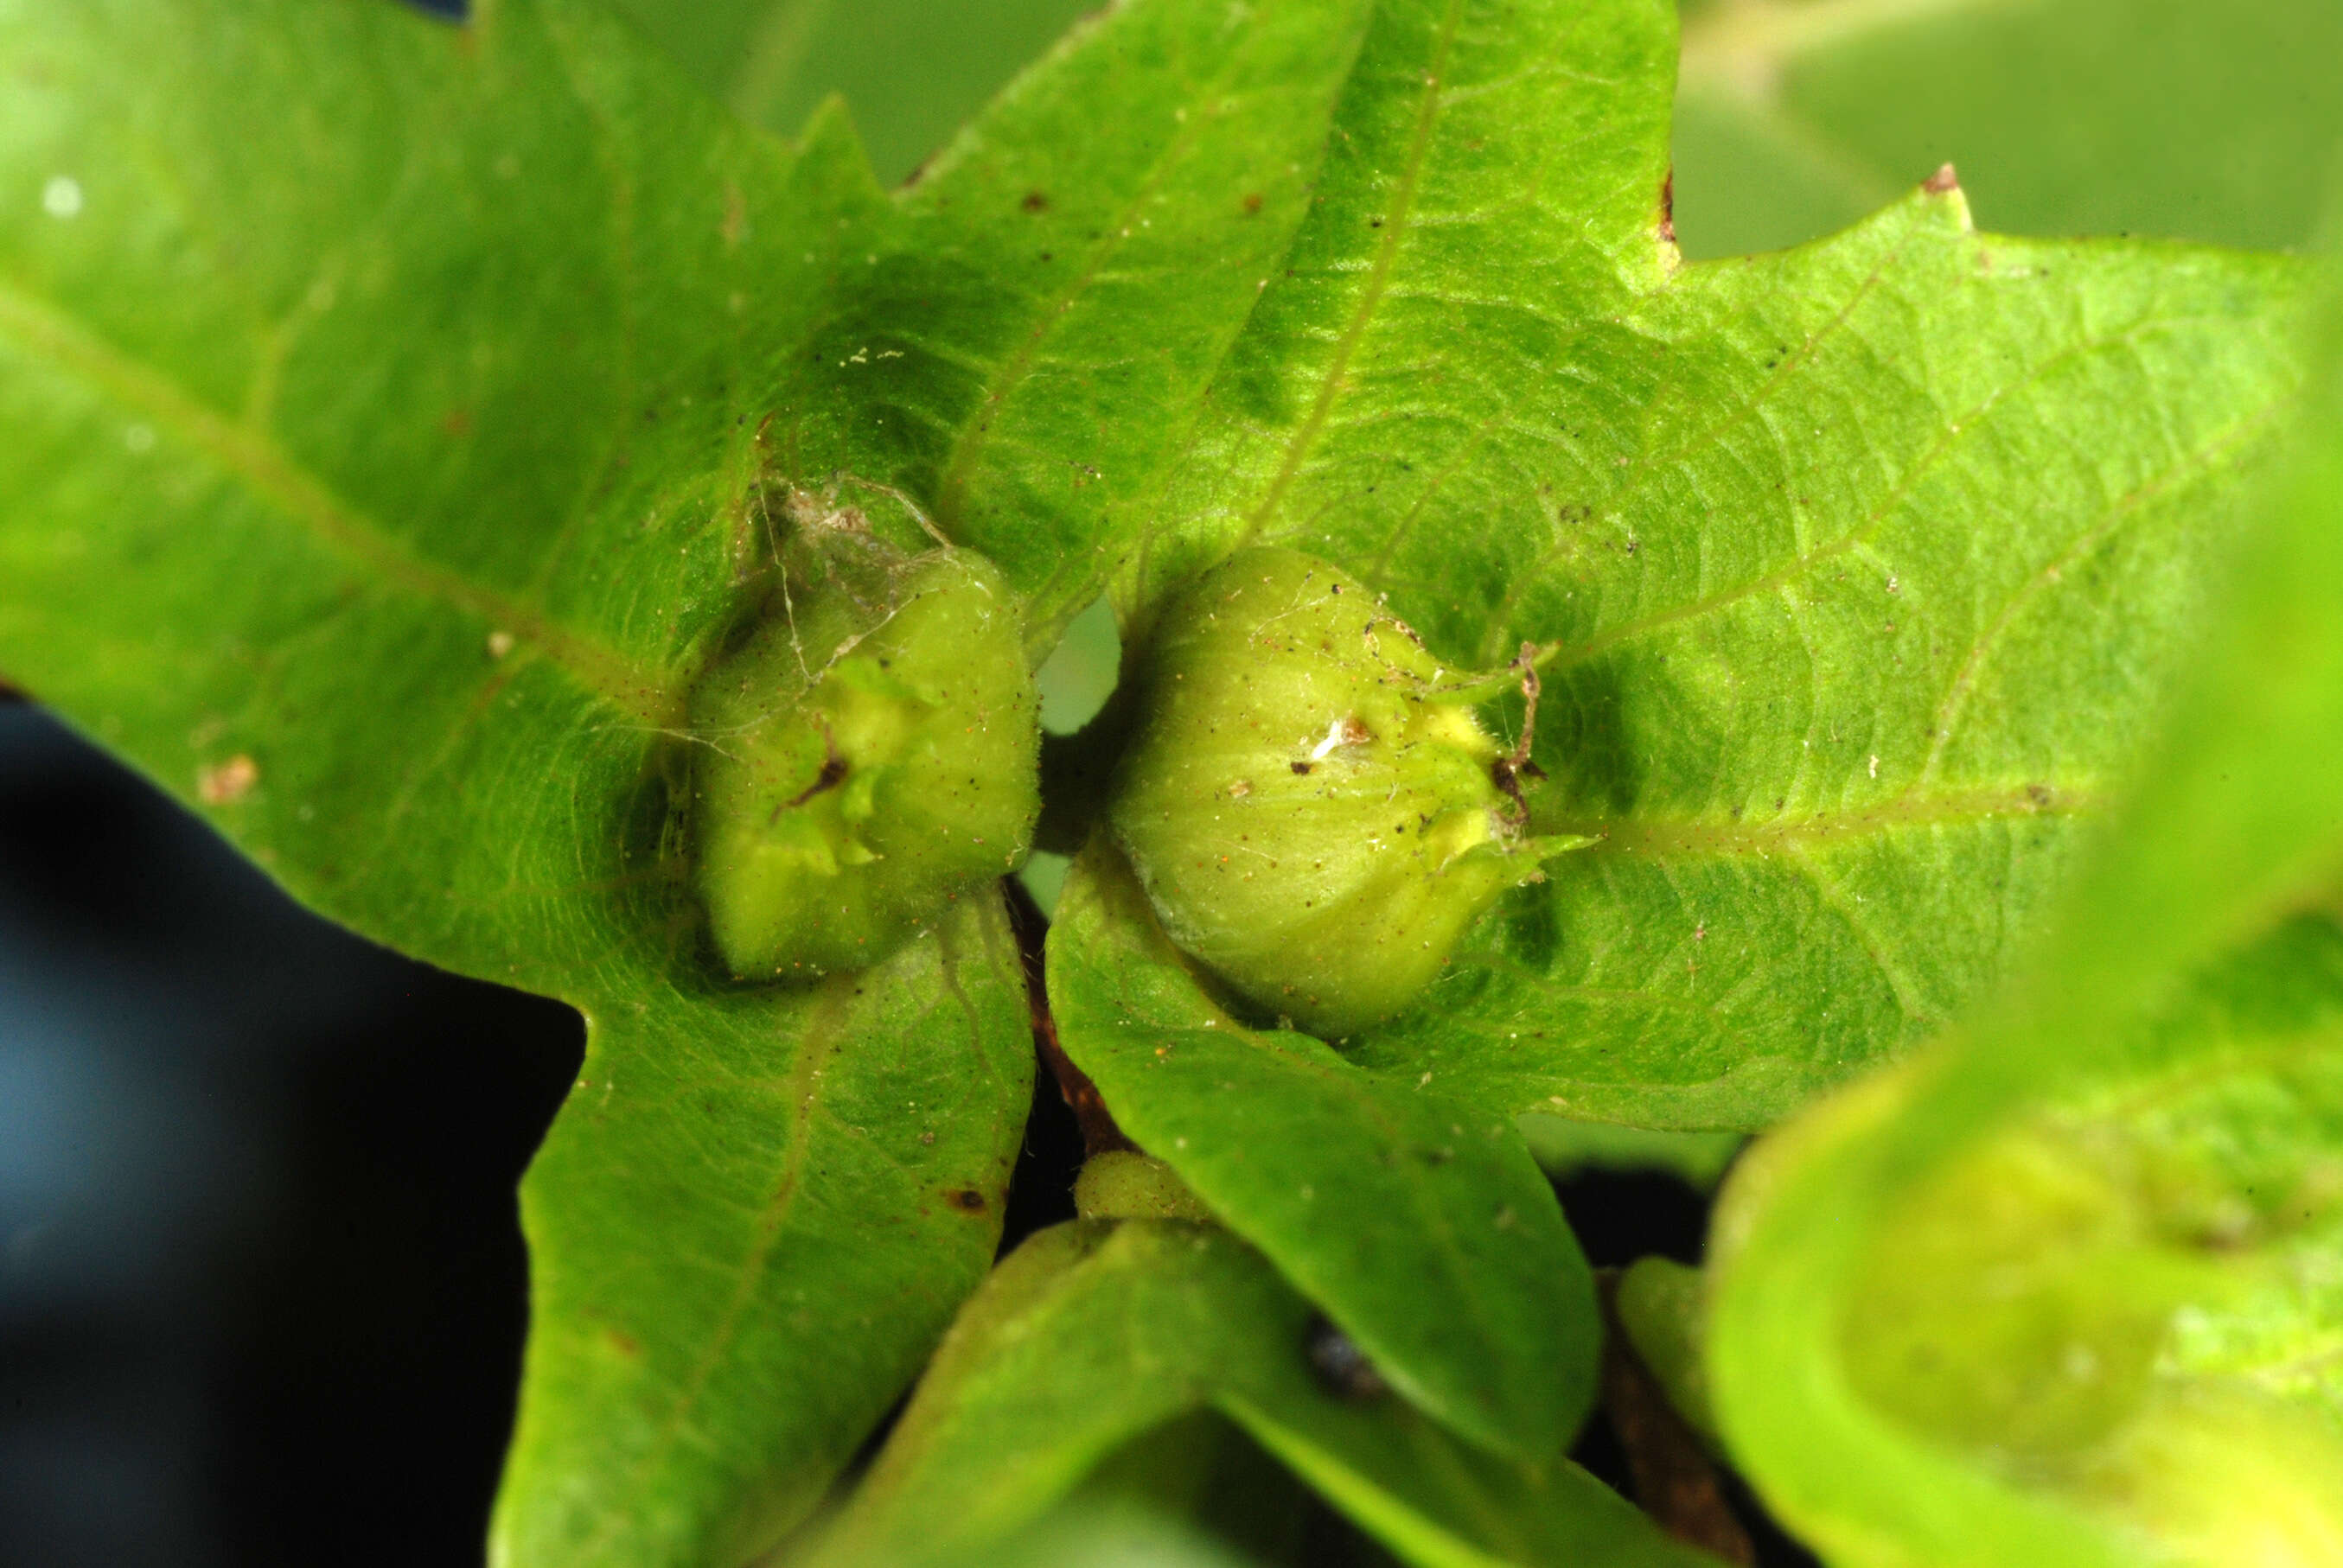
[1108,547,1583,1037]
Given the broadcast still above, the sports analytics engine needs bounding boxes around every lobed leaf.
[763,0,1377,650]
[8,0,2333,1558]
[1354,188,2305,1126]
[1047,842,1599,1463]
[0,2,1031,1560]
[942,0,2309,1132]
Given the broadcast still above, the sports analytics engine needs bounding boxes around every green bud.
[688,541,1039,978]
[1107,547,1582,1036]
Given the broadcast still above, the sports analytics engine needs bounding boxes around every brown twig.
[1002,875,1133,1157]
[1597,1272,1757,1565]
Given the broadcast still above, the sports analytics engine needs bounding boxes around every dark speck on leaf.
[1291,761,1313,775]
[947,1189,987,1214]
[1306,1316,1389,1401]
[1021,189,1050,213]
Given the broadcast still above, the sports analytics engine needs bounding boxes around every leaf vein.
[0,275,679,724]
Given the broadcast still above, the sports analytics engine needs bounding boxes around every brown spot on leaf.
[1657,169,1676,245]
[439,408,473,438]
[198,755,259,806]
[946,1188,988,1214]
[1021,189,1050,213]
[1923,162,1961,194]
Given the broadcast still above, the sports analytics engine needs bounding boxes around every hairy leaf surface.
[1042,0,2308,1128]
[766,0,1376,649]
[0,3,1031,1562]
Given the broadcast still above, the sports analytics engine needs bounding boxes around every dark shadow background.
[0,699,582,1567]
[0,693,1768,1567]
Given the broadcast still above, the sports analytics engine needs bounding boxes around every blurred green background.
[608,0,2343,254]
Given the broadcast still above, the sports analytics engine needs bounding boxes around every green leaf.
[922,1501,1272,1568]
[766,0,1376,648]
[1672,0,2343,260]
[1713,920,2343,1565]
[601,0,1095,183]
[1115,0,1681,621]
[502,894,1032,1566]
[1705,263,2343,1564]
[809,1218,1718,1568]
[0,2,1031,1559]
[1048,843,1599,1464]
[1518,1116,1743,1189]
[1035,0,2306,1131]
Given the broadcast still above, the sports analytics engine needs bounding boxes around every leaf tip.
[1916,163,1974,233]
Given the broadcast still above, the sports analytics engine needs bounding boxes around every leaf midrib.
[0,273,682,727]
[1542,782,2096,857]
[1236,0,1466,545]
[562,978,852,1565]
